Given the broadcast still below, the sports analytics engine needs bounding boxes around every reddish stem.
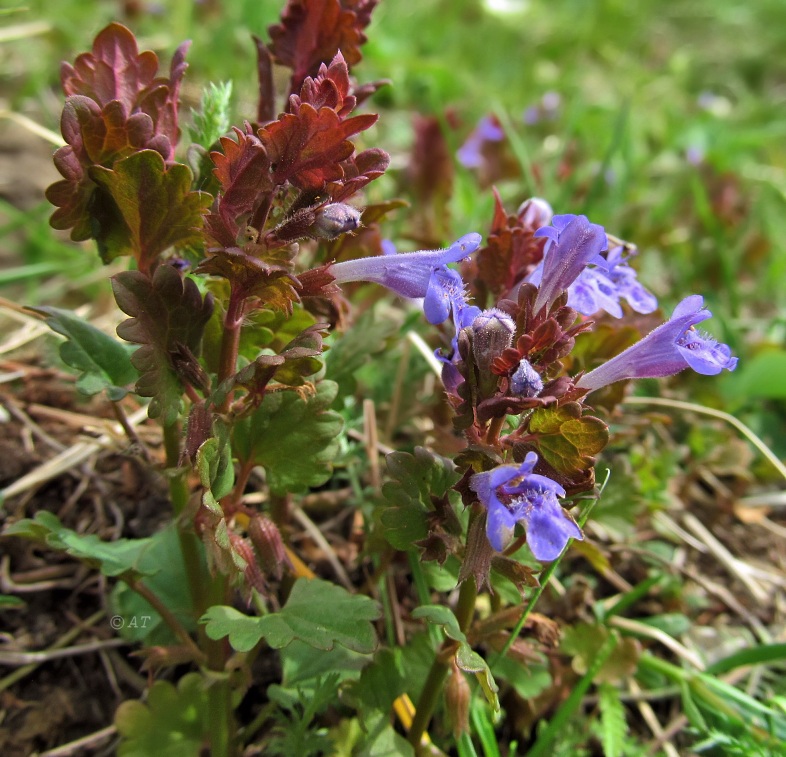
[486,415,506,448]
[217,287,245,413]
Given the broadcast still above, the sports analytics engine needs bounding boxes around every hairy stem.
[485,415,506,448]
[164,422,235,753]
[217,287,245,413]
[163,422,204,613]
[408,578,478,747]
[206,571,235,757]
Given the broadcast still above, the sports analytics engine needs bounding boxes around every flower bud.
[313,203,362,240]
[445,663,471,739]
[248,514,287,580]
[471,308,515,373]
[228,532,266,594]
[511,358,543,397]
[517,196,553,230]
[184,402,212,463]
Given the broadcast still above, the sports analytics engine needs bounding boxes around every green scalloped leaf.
[199,605,263,653]
[109,526,197,645]
[379,447,460,551]
[529,403,609,474]
[232,380,342,495]
[29,306,137,400]
[115,672,209,756]
[90,150,212,271]
[202,578,380,654]
[4,511,154,578]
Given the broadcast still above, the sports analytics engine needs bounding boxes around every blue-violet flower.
[529,244,658,319]
[470,451,582,561]
[511,359,543,397]
[457,115,504,169]
[330,233,481,325]
[530,214,608,314]
[517,196,554,230]
[577,295,738,392]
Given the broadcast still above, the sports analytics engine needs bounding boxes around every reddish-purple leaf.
[208,127,272,245]
[326,147,389,202]
[137,40,191,157]
[469,188,546,306]
[48,24,191,240]
[46,147,94,240]
[254,36,276,124]
[60,23,188,158]
[289,52,355,117]
[268,0,378,95]
[61,23,158,112]
[259,105,377,191]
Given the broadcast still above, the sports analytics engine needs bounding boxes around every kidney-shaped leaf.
[202,578,380,654]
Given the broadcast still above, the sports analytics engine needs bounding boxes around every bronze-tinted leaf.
[527,402,609,475]
[90,150,212,271]
[268,0,378,95]
[112,265,214,424]
[196,247,301,313]
[61,23,159,113]
[259,105,377,191]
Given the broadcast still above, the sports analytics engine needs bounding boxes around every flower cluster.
[326,207,736,563]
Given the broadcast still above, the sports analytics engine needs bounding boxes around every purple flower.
[511,359,543,397]
[530,214,608,314]
[433,268,481,368]
[523,92,561,125]
[330,233,481,324]
[577,295,738,392]
[469,452,582,561]
[603,246,658,314]
[528,236,657,319]
[517,197,553,229]
[457,115,504,169]
[425,265,479,327]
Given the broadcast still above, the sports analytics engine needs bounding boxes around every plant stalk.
[163,421,204,613]
[485,415,506,447]
[408,578,478,747]
[163,421,236,754]
[217,287,245,413]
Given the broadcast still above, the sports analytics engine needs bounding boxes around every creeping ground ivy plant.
[5,2,737,755]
